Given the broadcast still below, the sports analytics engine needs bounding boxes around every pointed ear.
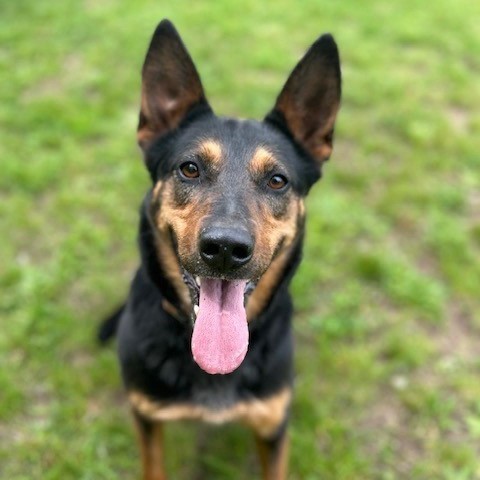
[137,20,211,150]
[265,34,341,165]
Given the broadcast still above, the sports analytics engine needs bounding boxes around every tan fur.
[129,387,291,439]
[249,147,277,176]
[246,243,294,321]
[247,197,303,318]
[246,197,303,319]
[152,180,163,200]
[197,139,223,168]
[150,180,192,314]
[133,416,166,480]
[255,433,289,480]
[152,180,213,315]
[260,199,298,252]
[298,198,305,217]
[154,231,192,314]
[161,299,181,319]
[156,182,211,263]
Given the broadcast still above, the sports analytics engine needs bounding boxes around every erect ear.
[137,19,211,150]
[265,34,341,165]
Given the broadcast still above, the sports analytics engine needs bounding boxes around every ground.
[1,1,479,479]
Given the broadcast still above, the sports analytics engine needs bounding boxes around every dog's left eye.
[268,174,288,190]
[179,161,200,179]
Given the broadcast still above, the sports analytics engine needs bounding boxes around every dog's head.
[138,20,341,375]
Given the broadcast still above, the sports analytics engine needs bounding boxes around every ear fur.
[137,20,211,150]
[265,34,341,165]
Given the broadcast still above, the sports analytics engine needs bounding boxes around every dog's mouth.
[182,270,256,375]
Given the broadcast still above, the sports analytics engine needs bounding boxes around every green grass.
[1,1,480,478]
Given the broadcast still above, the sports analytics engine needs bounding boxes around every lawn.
[1,1,479,479]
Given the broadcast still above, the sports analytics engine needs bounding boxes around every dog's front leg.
[133,412,167,480]
[254,427,289,480]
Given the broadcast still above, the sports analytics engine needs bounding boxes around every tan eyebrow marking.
[249,147,278,176]
[197,139,223,166]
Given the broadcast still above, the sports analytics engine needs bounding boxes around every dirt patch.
[433,303,479,363]
[447,106,469,133]
[359,382,425,478]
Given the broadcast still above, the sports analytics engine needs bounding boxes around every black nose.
[199,227,254,272]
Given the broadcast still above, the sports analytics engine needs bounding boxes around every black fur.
[117,236,302,406]
[116,195,305,405]
[97,304,124,344]
[99,18,341,477]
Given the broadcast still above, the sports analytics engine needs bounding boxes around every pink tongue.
[191,279,249,375]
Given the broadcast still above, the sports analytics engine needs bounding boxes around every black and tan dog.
[99,19,341,480]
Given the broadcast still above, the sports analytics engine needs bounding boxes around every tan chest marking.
[129,387,291,439]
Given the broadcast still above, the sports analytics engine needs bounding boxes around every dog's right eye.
[179,161,200,179]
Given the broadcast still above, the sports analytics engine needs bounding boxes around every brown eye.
[180,161,200,179]
[268,174,288,190]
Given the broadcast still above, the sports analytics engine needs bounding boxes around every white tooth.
[196,276,201,286]
[194,305,199,315]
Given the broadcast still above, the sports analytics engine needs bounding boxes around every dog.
[99,19,341,480]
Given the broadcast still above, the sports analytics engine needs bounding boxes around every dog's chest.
[129,386,291,438]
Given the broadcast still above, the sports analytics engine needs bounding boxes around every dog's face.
[137,20,341,375]
[149,118,309,283]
